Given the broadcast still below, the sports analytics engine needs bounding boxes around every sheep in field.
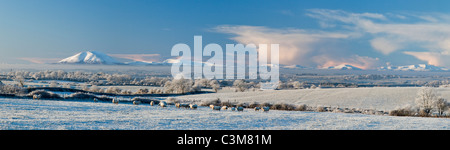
[237,106,244,112]
[189,104,198,109]
[181,103,190,108]
[212,106,221,111]
[176,103,190,108]
[254,107,261,111]
[222,106,228,110]
[33,94,41,100]
[150,101,154,106]
[209,105,215,109]
[262,106,270,112]
[112,98,119,104]
[133,100,141,105]
[160,101,167,107]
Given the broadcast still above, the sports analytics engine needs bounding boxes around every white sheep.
[133,100,141,105]
[262,106,270,112]
[160,101,167,107]
[222,106,228,110]
[181,103,190,108]
[237,106,244,112]
[176,103,190,108]
[254,107,261,111]
[209,104,215,109]
[150,101,154,106]
[33,94,41,100]
[112,98,119,104]
[212,106,221,111]
[189,104,198,109]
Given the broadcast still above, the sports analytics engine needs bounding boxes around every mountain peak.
[380,64,448,71]
[59,51,121,64]
[323,64,362,70]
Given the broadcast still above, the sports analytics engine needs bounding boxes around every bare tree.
[435,98,448,116]
[233,80,248,92]
[415,88,438,116]
[14,76,25,87]
[209,80,220,92]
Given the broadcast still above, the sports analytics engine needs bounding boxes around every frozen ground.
[0,98,448,130]
[177,87,450,111]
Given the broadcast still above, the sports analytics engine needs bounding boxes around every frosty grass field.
[1,65,449,130]
[179,87,450,111]
[1,88,449,130]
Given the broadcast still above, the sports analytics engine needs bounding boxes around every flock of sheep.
[208,104,270,112]
[33,94,271,112]
[110,97,270,112]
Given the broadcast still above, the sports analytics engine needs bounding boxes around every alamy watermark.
[170,36,279,90]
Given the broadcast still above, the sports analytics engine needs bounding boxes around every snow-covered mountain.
[123,58,179,66]
[280,64,309,69]
[322,64,362,70]
[123,61,155,66]
[379,64,448,71]
[59,51,121,64]
[162,58,180,64]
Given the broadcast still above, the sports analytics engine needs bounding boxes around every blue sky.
[2,0,450,69]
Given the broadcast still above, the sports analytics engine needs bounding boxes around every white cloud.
[370,38,402,55]
[17,57,61,64]
[215,9,450,69]
[313,55,380,69]
[403,51,444,66]
[307,9,450,68]
[306,9,387,24]
[108,54,161,62]
[214,25,380,69]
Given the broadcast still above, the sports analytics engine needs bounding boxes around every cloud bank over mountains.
[17,9,450,70]
[215,9,450,69]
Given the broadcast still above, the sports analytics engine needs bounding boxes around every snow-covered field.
[0,98,449,130]
[177,87,450,111]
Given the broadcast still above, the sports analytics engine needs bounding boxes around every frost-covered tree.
[435,98,448,116]
[14,76,25,87]
[121,90,132,95]
[292,81,302,89]
[276,81,288,90]
[62,83,71,89]
[89,85,101,93]
[135,88,149,94]
[233,80,248,92]
[164,78,194,94]
[192,82,202,93]
[105,87,122,94]
[196,78,210,87]
[49,81,58,88]
[0,84,22,94]
[415,88,439,116]
[209,80,220,92]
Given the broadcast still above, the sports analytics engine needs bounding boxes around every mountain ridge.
[58,51,121,65]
